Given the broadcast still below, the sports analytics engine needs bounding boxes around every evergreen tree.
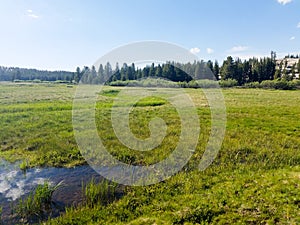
[291,64,296,79]
[155,64,162,78]
[220,56,235,80]
[149,63,155,77]
[104,62,112,82]
[213,61,220,80]
[97,64,104,83]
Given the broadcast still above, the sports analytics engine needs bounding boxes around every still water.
[0,160,105,224]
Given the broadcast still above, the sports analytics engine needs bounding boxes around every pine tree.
[213,61,220,80]
[291,64,296,79]
[97,64,104,83]
[74,67,81,83]
[155,64,162,78]
[220,56,235,80]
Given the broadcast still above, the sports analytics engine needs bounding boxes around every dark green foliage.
[0,66,74,82]
[2,51,299,87]
[220,53,277,85]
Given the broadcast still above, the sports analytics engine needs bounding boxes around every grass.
[19,160,28,171]
[46,167,300,224]
[0,83,84,167]
[83,178,118,207]
[49,87,300,224]
[12,180,63,223]
[0,83,299,224]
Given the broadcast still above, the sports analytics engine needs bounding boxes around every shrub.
[244,82,260,88]
[195,79,219,88]
[260,79,296,90]
[219,79,238,88]
[291,79,300,88]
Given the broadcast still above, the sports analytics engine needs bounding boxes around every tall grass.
[14,180,63,222]
[0,206,2,225]
[19,160,28,171]
[83,178,118,207]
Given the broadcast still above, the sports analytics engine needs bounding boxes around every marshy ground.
[0,83,299,224]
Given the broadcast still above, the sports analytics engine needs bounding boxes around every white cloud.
[206,48,214,54]
[28,14,39,19]
[290,36,296,41]
[190,47,200,54]
[26,9,40,19]
[228,46,249,53]
[277,0,292,5]
[297,22,300,28]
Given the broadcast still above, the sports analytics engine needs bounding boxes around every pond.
[0,160,119,224]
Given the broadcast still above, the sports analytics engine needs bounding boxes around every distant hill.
[0,66,74,82]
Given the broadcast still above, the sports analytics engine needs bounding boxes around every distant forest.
[1,52,300,85]
[75,52,300,85]
[0,66,74,82]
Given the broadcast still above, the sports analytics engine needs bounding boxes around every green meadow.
[0,83,300,224]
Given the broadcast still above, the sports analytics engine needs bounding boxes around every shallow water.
[0,160,107,224]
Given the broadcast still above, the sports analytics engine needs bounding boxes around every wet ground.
[0,160,120,224]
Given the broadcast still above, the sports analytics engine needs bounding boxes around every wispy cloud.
[297,22,300,28]
[277,0,292,5]
[28,14,39,19]
[290,36,296,41]
[190,47,200,54]
[206,48,214,54]
[228,45,249,53]
[26,9,40,19]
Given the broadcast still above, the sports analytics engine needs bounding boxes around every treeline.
[76,52,300,85]
[284,54,300,59]
[75,61,216,84]
[1,52,299,86]
[0,66,74,82]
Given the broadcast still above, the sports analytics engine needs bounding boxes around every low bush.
[260,79,296,90]
[219,79,239,88]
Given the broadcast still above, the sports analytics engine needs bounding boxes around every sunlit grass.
[13,180,63,223]
[83,178,118,207]
[0,84,300,224]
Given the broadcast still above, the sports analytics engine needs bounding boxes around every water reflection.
[0,161,52,201]
[0,160,110,224]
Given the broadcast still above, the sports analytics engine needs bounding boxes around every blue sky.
[0,0,299,71]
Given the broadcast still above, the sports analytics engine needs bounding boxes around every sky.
[0,0,299,71]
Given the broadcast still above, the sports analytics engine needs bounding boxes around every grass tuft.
[83,178,118,207]
[13,180,63,222]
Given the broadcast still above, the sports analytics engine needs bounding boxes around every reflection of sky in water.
[0,159,117,206]
[0,160,50,201]
[0,160,109,223]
